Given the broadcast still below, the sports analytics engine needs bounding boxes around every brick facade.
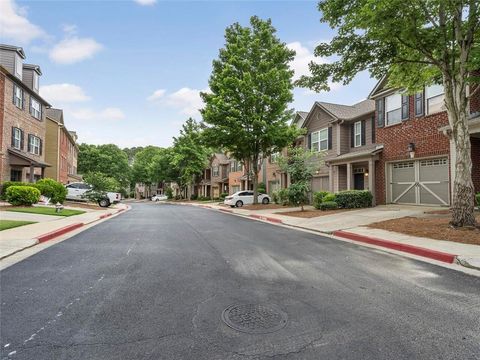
[0,69,47,183]
[472,137,480,194]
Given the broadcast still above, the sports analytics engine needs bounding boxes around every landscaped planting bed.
[275,208,353,218]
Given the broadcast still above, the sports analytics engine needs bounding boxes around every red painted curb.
[250,214,283,224]
[199,205,212,209]
[37,223,84,243]
[333,230,457,264]
[218,208,233,213]
[99,213,112,219]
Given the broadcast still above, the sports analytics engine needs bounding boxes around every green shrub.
[34,178,67,204]
[165,187,173,199]
[6,186,41,206]
[174,195,181,200]
[322,193,336,202]
[190,193,198,200]
[197,195,210,201]
[276,188,290,206]
[288,182,310,210]
[1,181,30,199]
[335,190,373,209]
[272,191,279,204]
[313,191,330,209]
[257,182,266,194]
[319,201,338,211]
[219,192,228,200]
[476,193,480,208]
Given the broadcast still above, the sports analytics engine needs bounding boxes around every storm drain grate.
[221,304,288,334]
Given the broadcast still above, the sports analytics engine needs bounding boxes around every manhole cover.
[222,304,288,334]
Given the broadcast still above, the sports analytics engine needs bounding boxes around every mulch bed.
[276,209,353,218]
[368,214,480,245]
[242,204,289,210]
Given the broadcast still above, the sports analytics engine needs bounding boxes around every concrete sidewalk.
[178,202,480,270]
[0,204,128,260]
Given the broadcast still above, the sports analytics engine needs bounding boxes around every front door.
[354,173,364,190]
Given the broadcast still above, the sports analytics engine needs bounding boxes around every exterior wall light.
[408,143,416,158]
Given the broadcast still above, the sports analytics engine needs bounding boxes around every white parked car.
[152,194,168,202]
[65,182,121,207]
[224,191,271,208]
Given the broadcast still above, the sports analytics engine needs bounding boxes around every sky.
[0,0,377,148]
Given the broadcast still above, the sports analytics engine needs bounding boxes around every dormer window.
[30,98,41,120]
[14,54,23,80]
[33,72,39,92]
[425,84,445,114]
[385,93,402,125]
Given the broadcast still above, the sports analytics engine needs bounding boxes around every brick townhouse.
[0,45,51,183]
[369,76,480,206]
[44,108,81,184]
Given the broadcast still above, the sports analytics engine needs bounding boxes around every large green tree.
[78,144,131,187]
[171,118,211,197]
[131,146,163,186]
[298,0,480,227]
[201,16,298,204]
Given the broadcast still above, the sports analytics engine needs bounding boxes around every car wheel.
[98,198,110,208]
[262,197,269,205]
[235,200,243,208]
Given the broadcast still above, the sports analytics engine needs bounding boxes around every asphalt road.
[1,203,479,360]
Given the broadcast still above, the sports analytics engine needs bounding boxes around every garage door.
[390,158,449,206]
[311,176,330,192]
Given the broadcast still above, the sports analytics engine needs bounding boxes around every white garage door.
[390,158,449,206]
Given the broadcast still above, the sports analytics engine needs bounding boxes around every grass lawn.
[5,207,86,217]
[0,219,36,231]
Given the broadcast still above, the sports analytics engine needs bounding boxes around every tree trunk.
[252,156,259,204]
[444,75,477,228]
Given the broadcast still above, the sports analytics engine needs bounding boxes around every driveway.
[1,203,479,359]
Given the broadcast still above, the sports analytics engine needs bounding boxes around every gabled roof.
[292,111,309,128]
[0,65,51,106]
[23,63,42,75]
[46,108,64,125]
[211,153,230,164]
[305,99,375,125]
[0,44,26,59]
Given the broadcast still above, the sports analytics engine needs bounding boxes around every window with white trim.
[12,128,22,149]
[30,98,41,119]
[354,121,362,147]
[212,166,219,177]
[385,93,401,125]
[312,128,328,152]
[425,84,445,114]
[33,72,39,92]
[13,85,23,108]
[14,54,23,80]
[29,135,41,155]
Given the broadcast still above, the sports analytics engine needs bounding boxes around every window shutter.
[20,130,24,150]
[328,127,333,150]
[39,138,43,155]
[21,89,25,109]
[376,98,385,128]
[27,134,32,153]
[12,85,15,105]
[350,124,355,148]
[401,95,409,120]
[307,133,312,150]
[415,91,424,116]
[361,120,366,145]
[11,127,15,147]
[29,98,32,116]
[371,116,376,143]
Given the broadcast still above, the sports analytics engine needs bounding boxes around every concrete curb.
[333,230,458,264]
[37,223,84,243]
[249,214,283,224]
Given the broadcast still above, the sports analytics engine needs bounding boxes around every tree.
[78,144,131,187]
[278,146,320,211]
[171,118,211,198]
[297,0,480,227]
[201,16,298,204]
[123,147,144,165]
[131,146,163,186]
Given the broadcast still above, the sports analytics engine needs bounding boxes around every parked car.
[152,194,168,202]
[65,182,121,207]
[224,191,271,207]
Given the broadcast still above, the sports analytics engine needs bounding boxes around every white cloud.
[134,0,157,5]
[50,36,103,64]
[149,87,206,116]
[71,107,125,121]
[287,41,328,81]
[0,0,46,43]
[40,84,90,103]
[147,89,166,101]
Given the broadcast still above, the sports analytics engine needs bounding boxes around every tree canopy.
[298,0,480,227]
[201,16,298,202]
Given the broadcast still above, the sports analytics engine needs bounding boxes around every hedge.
[335,190,373,209]
[319,201,338,210]
[1,181,30,198]
[34,178,67,204]
[6,186,41,206]
[313,191,330,209]
[272,188,289,206]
